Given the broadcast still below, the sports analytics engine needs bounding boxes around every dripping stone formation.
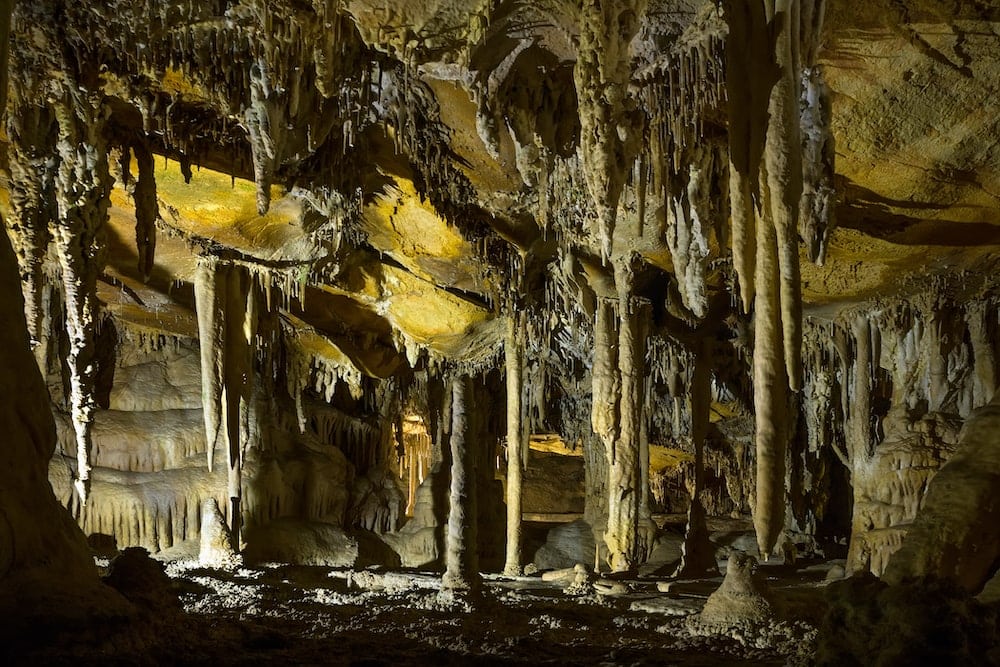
[1,0,1000,664]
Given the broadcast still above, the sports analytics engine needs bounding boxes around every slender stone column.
[503,314,527,576]
[442,374,480,593]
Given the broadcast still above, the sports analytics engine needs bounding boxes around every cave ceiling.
[2,0,999,384]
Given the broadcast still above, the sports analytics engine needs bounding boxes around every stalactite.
[503,313,527,576]
[224,265,256,545]
[968,301,997,408]
[195,256,225,472]
[194,254,258,544]
[245,63,278,216]
[723,1,767,312]
[798,0,836,264]
[764,0,805,393]
[665,146,714,318]
[52,93,112,503]
[723,0,829,558]
[574,0,647,261]
[925,314,948,413]
[132,141,158,281]
[6,105,56,373]
[751,180,788,560]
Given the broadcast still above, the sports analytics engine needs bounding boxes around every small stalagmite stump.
[699,553,777,625]
[199,498,241,569]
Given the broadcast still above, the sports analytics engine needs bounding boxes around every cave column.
[503,312,527,576]
[604,258,654,572]
[845,314,876,575]
[194,256,257,547]
[675,335,721,577]
[442,373,480,594]
[51,91,112,503]
[591,290,620,559]
[969,302,997,409]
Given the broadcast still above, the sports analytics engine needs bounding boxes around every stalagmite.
[442,374,480,594]
[503,313,527,576]
[132,142,158,281]
[51,94,112,503]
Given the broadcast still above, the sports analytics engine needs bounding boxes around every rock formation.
[1,0,999,661]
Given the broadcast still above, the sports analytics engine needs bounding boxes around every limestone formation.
[0,0,999,662]
[700,554,778,625]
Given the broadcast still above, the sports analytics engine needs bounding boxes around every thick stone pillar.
[604,259,654,571]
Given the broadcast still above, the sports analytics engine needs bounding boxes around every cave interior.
[2,0,1000,664]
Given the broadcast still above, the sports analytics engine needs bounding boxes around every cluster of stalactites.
[380,66,480,227]
[802,294,1000,474]
[646,335,696,435]
[5,7,120,504]
[634,11,729,320]
[574,0,648,262]
[639,11,727,177]
[282,337,364,434]
[662,143,730,319]
[62,0,375,216]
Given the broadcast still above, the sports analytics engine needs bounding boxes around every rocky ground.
[13,549,831,666]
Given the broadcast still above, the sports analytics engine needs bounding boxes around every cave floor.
[108,556,832,666]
